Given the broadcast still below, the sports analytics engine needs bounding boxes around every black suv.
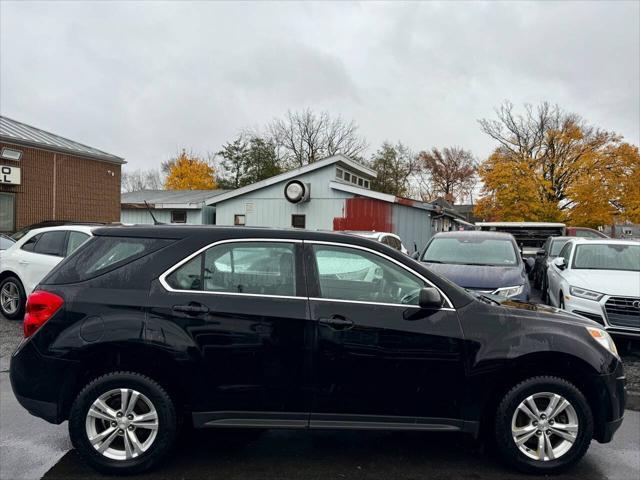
[10,226,626,475]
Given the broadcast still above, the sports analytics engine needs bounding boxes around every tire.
[69,372,177,475]
[0,276,26,320]
[494,376,593,474]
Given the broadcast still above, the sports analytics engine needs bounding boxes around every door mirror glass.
[553,257,567,270]
[418,287,443,309]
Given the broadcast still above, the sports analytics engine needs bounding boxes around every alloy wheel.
[0,282,20,315]
[511,392,579,462]
[85,388,159,461]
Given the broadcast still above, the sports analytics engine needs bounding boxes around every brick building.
[0,116,124,233]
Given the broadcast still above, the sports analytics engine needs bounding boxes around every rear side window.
[33,231,67,256]
[165,242,297,296]
[21,234,41,252]
[43,236,173,284]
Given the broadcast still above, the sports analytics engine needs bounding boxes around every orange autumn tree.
[164,150,217,190]
[475,101,637,226]
[566,143,640,228]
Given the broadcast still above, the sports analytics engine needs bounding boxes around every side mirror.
[411,251,421,260]
[418,287,443,309]
[536,249,546,257]
[553,257,567,270]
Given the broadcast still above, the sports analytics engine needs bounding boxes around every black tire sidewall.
[0,276,25,320]
[69,372,176,475]
[495,376,593,474]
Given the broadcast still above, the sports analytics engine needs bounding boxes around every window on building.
[336,168,343,179]
[291,214,306,229]
[0,193,14,233]
[171,210,187,223]
[363,180,370,189]
[351,175,358,184]
[358,178,364,186]
[343,172,351,182]
[234,214,246,226]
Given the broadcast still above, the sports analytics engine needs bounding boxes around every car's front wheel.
[69,372,177,475]
[495,376,593,474]
[0,276,26,320]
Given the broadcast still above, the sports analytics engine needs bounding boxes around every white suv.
[546,238,640,338]
[0,225,93,319]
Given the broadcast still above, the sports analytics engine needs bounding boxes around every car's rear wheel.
[0,276,25,320]
[495,376,593,474]
[69,372,177,475]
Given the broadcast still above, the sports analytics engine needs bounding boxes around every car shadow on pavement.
[43,428,609,480]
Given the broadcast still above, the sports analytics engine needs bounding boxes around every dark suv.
[10,226,626,475]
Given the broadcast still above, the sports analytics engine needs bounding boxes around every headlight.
[570,286,603,301]
[492,285,524,297]
[586,327,619,358]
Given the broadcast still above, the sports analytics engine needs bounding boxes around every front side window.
[558,243,572,264]
[550,238,570,256]
[33,231,67,256]
[422,237,518,266]
[312,245,425,305]
[572,244,640,272]
[166,242,296,296]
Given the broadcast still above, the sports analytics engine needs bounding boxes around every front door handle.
[319,315,354,330]
[172,303,210,316]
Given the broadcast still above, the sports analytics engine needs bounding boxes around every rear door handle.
[172,303,210,315]
[319,315,354,330]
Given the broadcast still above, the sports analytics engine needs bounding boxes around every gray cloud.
[1,1,638,169]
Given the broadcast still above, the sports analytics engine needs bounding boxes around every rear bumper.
[9,339,79,424]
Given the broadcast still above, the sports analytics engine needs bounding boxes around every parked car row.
[9,225,626,476]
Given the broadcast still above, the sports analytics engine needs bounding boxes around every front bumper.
[564,294,640,338]
[9,338,80,424]
[593,362,627,443]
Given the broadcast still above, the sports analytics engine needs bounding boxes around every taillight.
[23,291,64,338]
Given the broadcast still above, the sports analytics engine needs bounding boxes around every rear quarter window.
[42,236,173,284]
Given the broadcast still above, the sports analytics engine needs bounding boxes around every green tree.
[370,142,419,197]
[217,134,283,189]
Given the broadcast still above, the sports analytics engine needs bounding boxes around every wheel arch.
[0,270,25,287]
[476,350,611,443]
[60,342,196,423]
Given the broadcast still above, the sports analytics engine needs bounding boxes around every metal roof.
[121,189,228,207]
[0,115,125,164]
[206,154,376,205]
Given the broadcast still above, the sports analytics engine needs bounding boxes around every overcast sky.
[1,1,638,171]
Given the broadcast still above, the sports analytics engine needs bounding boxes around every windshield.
[550,239,570,256]
[572,244,640,271]
[422,237,519,266]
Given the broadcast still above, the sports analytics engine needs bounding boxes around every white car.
[546,238,640,338]
[0,225,93,319]
[342,231,409,254]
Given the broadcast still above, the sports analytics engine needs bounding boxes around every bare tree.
[268,108,367,167]
[121,168,164,193]
[418,147,477,204]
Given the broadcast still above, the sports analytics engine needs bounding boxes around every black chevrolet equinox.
[10,226,626,475]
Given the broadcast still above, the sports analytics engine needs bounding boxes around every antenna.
[144,201,163,225]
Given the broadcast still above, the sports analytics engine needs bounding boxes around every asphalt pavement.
[1,303,639,480]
